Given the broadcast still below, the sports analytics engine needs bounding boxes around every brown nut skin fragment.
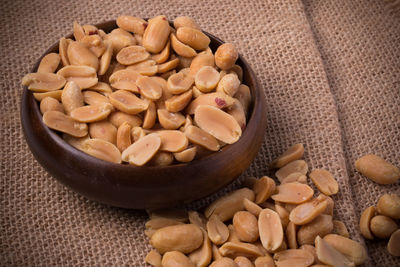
[108,111,142,128]
[174,16,201,30]
[81,138,122,163]
[376,194,400,219]
[253,176,276,204]
[116,16,147,35]
[289,195,328,225]
[89,120,117,145]
[143,16,171,53]
[184,125,220,151]
[157,109,186,130]
[40,97,64,114]
[70,103,113,123]
[315,236,355,267]
[67,41,99,71]
[215,43,239,70]
[150,224,203,254]
[176,26,210,51]
[174,146,197,163]
[271,144,305,169]
[205,188,255,222]
[271,183,314,204]
[22,72,66,92]
[233,211,259,243]
[189,228,212,267]
[145,249,162,267]
[194,105,242,144]
[234,256,254,267]
[210,257,239,267]
[370,215,398,239]
[309,169,339,196]
[161,251,195,267]
[207,215,230,245]
[219,242,264,259]
[116,122,131,152]
[37,53,60,73]
[109,90,149,114]
[43,110,88,137]
[355,154,400,184]
[387,229,400,256]
[258,209,284,252]
[275,160,308,182]
[297,215,333,245]
[105,28,136,55]
[323,234,367,265]
[121,133,161,166]
[116,45,150,65]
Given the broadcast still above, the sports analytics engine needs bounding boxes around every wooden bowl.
[20,20,266,209]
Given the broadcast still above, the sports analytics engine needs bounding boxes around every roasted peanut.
[297,215,333,245]
[22,72,66,92]
[89,120,117,144]
[186,92,235,114]
[165,89,193,112]
[219,242,264,259]
[105,28,136,55]
[212,244,223,262]
[275,160,308,182]
[158,58,180,73]
[195,66,220,93]
[116,45,150,65]
[174,16,201,30]
[152,41,171,64]
[167,71,194,94]
[234,84,251,115]
[207,215,230,245]
[73,21,85,41]
[355,154,400,184]
[271,144,305,169]
[189,228,212,267]
[116,122,131,152]
[254,255,275,267]
[43,110,87,137]
[136,76,162,100]
[108,111,142,128]
[323,234,367,265]
[210,257,239,267]
[174,146,197,163]
[80,34,106,58]
[33,90,63,101]
[376,194,400,219]
[271,183,313,204]
[226,99,246,130]
[370,215,398,239]
[258,209,284,252]
[309,169,339,196]
[131,126,147,142]
[243,198,262,217]
[37,53,60,73]
[217,73,240,96]
[145,250,162,267]
[190,51,215,76]
[98,39,113,75]
[57,65,98,89]
[67,41,99,71]
[332,220,349,238]
[82,90,110,106]
[145,217,184,231]
[286,221,297,249]
[109,90,149,114]
[161,251,195,267]
[157,130,188,152]
[143,16,170,53]
[143,101,157,129]
[289,195,328,225]
[314,236,354,267]
[81,138,121,163]
[149,152,174,166]
[109,69,140,92]
[40,96,64,114]
[233,211,259,243]
[126,59,158,76]
[387,229,400,256]
[359,206,375,239]
[116,16,147,35]
[253,176,276,204]
[229,65,243,82]
[171,32,197,58]
[176,26,210,51]
[273,249,315,267]
[275,204,290,229]
[234,256,254,267]
[188,210,207,230]
[70,103,113,123]
[59,37,72,66]
[281,172,307,184]
[121,133,161,166]
[184,125,220,151]
[157,109,186,130]
[61,81,83,115]
[215,43,238,70]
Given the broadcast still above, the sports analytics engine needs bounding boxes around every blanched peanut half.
[67,41,99,71]
[57,65,98,89]
[43,110,87,137]
[105,28,136,55]
[109,69,140,92]
[37,53,60,73]
[171,33,197,58]
[184,125,220,151]
[229,65,243,82]
[297,215,333,245]
[73,21,85,41]
[286,221,297,249]
[281,172,307,184]
[82,90,110,106]
[376,193,400,219]
[157,130,188,152]
[145,250,162,267]
[217,73,240,96]
[332,220,350,238]
[59,37,72,66]
[321,195,334,216]
[61,81,83,115]
[116,122,131,152]
[33,90,63,101]
[355,154,400,184]
[207,215,230,245]
[219,242,264,259]
[289,195,328,225]
[116,15,147,35]
[271,183,314,204]
[195,105,242,144]
[149,151,174,166]
[359,206,375,239]
[271,143,304,169]
[210,257,238,267]
[215,43,239,70]
[131,126,147,142]
[253,176,276,204]
[254,255,275,267]
[190,51,215,77]
[275,160,308,182]
[109,90,149,114]
[174,146,197,163]
[143,101,156,129]
[161,251,195,267]
[98,39,113,75]
[174,16,201,30]
[273,249,315,267]
[315,236,355,267]
[275,204,290,229]
[234,256,254,267]
[189,228,212,267]
[233,211,259,243]
[70,103,113,123]
[370,215,398,238]
[121,133,161,166]
[142,16,170,53]
[186,92,235,114]
[227,99,246,130]
[136,76,162,100]
[152,40,170,64]
[243,198,262,217]
[234,84,251,115]
[165,90,193,112]
[22,72,66,92]
[40,97,64,114]
[89,120,117,144]
[81,138,121,163]
[205,188,255,222]
[145,217,184,231]
[80,34,106,58]
[108,111,142,128]
[194,66,220,93]
[323,234,367,265]
[176,26,210,51]
[90,82,112,95]
[150,224,203,254]
[157,109,186,130]
[158,58,180,74]
[387,229,400,256]
[258,209,284,252]
[188,210,207,230]
[126,59,158,76]
[116,45,150,65]
[309,169,339,196]
[167,71,195,94]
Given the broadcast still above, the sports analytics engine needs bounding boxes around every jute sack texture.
[0,0,398,265]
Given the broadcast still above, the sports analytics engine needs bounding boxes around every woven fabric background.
[0,0,399,266]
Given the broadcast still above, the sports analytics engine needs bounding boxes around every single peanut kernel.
[157,109,186,130]
[136,76,162,100]
[170,32,197,58]
[309,169,339,196]
[22,72,66,92]
[37,53,61,73]
[376,194,400,219]
[81,138,122,163]
[109,90,149,114]
[70,103,113,123]
[233,211,259,243]
[121,133,161,166]
[271,183,314,204]
[275,160,308,182]
[43,110,88,137]
[195,66,220,93]
[57,65,98,89]
[174,146,197,163]
[217,73,240,96]
[258,209,284,252]
[215,43,238,70]
[370,215,398,239]
[184,125,220,152]
[143,15,171,54]
[207,215,230,245]
[359,206,375,239]
[116,122,131,152]
[253,176,276,204]
[161,251,195,267]
[387,229,400,256]
[89,120,117,144]
[40,97,64,114]
[355,154,400,184]
[105,28,136,55]
[116,45,150,65]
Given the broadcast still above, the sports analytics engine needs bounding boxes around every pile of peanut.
[21,15,251,166]
[143,144,372,267]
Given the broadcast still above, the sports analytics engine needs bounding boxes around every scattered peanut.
[309,169,339,196]
[355,154,400,184]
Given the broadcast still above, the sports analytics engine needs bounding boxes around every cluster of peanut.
[21,15,251,166]
[144,144,369,267]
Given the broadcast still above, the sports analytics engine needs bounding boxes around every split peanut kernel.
[207,215,230,245]
[116,122,132,152]
[109,69,141,92]
[173,16,201,30]
[136,76,162,100]
[81,138,121,163]
[89,120,117,145]
[253,176,276,204]
[323,234,367,265]
[121,133,161,166]
[109,90,149,114]
[271,143,305,169]
[152,41,171,64]
[40,97,64,114]
[186,92,235,115]
[355,154,400,184]
[116,16,148,35]
[143,15,171,53]
[162,251,195,267]
[145,250,162,267]
[157,130,188,152]
[289,195,329,225]
[271,183,314,204]
[359,206,375,239]
[217,73,240,96]
[309,169,339,196]
[215,43,239,70]
[105,28,136,55]
[116,45,150,65]
[176,27,210,51]
[369,215,398,239]
[195,66,220,93]
[297,215,333,245]
[376,194,400,219]
[22,72,66,92]
[189,228,212,267]
[108,111,142,128]
[167,71,194,94]
[165,89,193,112]
[174,146,197,163]
[67,41,99,71]
[258,209,284,252]
[332,220,350,238]
[184,125,220,152]
[61,81,84,115]
[126,59,158,76]
[157,109,186,130]
[233,211,259,243]
[387,229,400,256]
[37,53,60,73]
[171,33,197,58]
[70,103,113,123]
[275,160,308,182]
[57,65,98,89]
[43,110,88,137]
[82,90,110,106]
[33,90,63,101]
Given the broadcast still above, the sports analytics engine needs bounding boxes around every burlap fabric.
[0,0,399,265]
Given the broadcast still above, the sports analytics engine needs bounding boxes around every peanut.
[108,111,142,128]
[234,256,254,267]
[243,198,262,217]
[82,90,110,106]
[105,28,136,55]
[116,45,150,65]
[40,97,64,114]
[89,120,117,144]
[126,59,158,76]
[226,99,246,130]
[161,251,195,267]
[136,76,162,100]
[219,242,264,259]
[152,41,171,64]
[109,90,149,114]
[22,72,66,92]
[332,220,349,238]
[184,125,220,151]
[253,176,276,204]
[233,211,259,243]
[157,58,180,73]
[116,16,147,35]
[289,195,328,225]
[207,215,230,245]
[70,103,113,123]
[376,194,400,219]
[165,89,193,112]
[215,43,238,70]
[59,37,72,66]
[314,236,355,267]
[217,73,240,96]
[176,27,210,51]
[258,209,284,252]
[174,16,201,30]
[387,229,400,256]
[43,110,87,137]
[271,183,314,204]
[98,39,113,75]
[359,206,375,239]
[297,215,333,245]
[186,92,235,114]
[174,146,197,163]
[57,65,98,89]
[190,51,215,76]
[355,154,400,184]
[370,215,398,239]
[143,101,157,129]
[67,41,99,71]
[121,133,161,166]
[234,84,251,115]
[157,109,186,130]
[275,160,308,182]
[309,169,339,196]
[145,250,162,267]
[143,16,171,53]
[286,221,297,249]
[37,53,60,73]
[210,257,239,267]
[149,152,174,166]
[323,234,367,265]
[189,228,212,267]
[33,90,63,101]
[167,71,194,94]
[116,122,131,152]
[171,32,197,58]
[157,130,188,152]
[81,138,121,163]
